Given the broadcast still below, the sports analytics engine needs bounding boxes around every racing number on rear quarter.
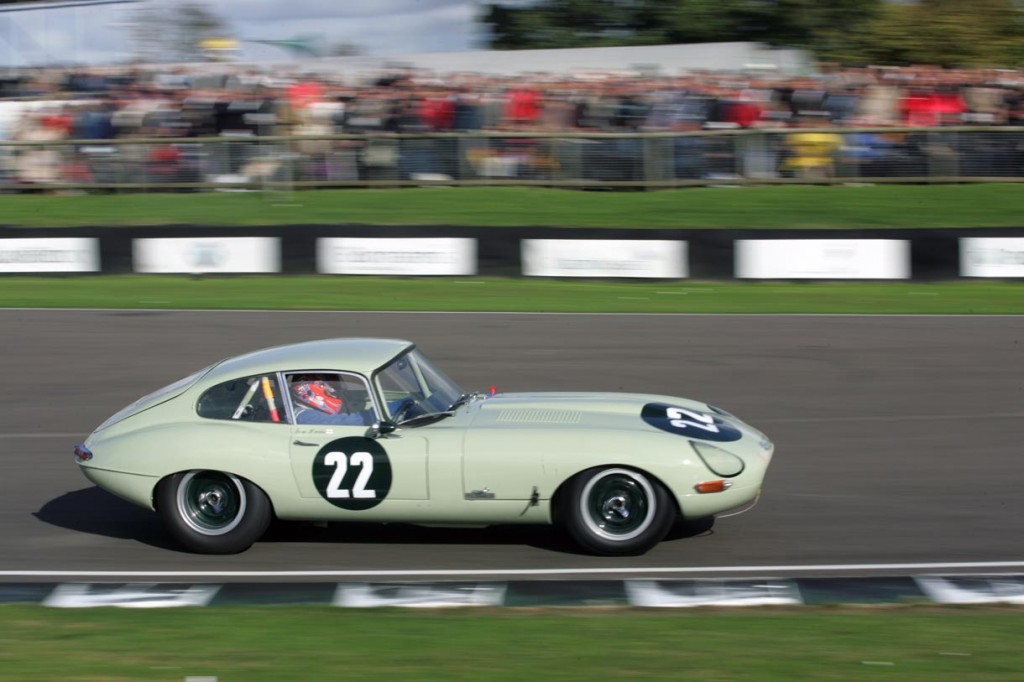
[312,437,392,510]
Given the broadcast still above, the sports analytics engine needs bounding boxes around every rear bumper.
[78,464,159,511]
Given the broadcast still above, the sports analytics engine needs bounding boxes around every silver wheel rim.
[176,471,247,536]
[578,468,656,542]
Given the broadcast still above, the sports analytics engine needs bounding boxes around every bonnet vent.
[496,409,582,424]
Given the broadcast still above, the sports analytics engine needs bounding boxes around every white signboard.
[960,238,1024,278]
[915,576,1024,605]
[133,237,280,274]
[735,239,910,279]
[0,238,99,273]
[334,583,506,608]
[522,239,687,278]
[43,583,220,609]
[317,237,476,275]
[625,580,802,608]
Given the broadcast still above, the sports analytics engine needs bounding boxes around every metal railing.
[0,127,1022,191]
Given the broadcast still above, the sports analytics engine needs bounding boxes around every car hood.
[466,391,760,443]
[464,391,729,428]
[482,391,712,416]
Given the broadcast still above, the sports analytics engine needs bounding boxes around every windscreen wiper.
[446,392,478,412]
[399,392,480,428]
[397,412,453,428]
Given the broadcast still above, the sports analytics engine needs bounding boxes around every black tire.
[157,470,272,554]
[562,467,674,556]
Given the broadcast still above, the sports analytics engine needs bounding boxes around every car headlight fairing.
[690,441,745,477]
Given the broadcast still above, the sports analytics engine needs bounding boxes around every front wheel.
[157,471,271,554]
[562,467,674,556]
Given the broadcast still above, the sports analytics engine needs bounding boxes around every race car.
[73,338,774,556]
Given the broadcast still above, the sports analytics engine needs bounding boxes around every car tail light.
[694,480,732,494]
[73,445,92,462]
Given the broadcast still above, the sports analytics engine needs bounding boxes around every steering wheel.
[390,396,417,423]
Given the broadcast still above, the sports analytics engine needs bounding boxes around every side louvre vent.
[496,409,582,424]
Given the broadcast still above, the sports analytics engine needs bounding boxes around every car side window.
[196,374,286,423]
[287,372,376,426]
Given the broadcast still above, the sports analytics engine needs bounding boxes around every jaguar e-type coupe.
[74,338,774,556]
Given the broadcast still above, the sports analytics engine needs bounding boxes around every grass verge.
[2,184,1024,228]
[1,606,1021,681]
[0,276,1022,314]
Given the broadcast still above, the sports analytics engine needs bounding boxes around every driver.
[291,375,372,425]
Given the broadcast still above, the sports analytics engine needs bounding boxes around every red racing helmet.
[292,379,343,415]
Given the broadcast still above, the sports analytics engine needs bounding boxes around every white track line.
[3,561,1024,579]
[756,412,1024,424]
[0,433,88,439]
[0,308,1021,318]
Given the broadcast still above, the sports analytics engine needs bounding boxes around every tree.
[128,1,231,63]
[481,0,1024,67]
[483,0,631,49]
[762,0,885,62]
[481,0,887,52]
[854,0,1024,67]
[631,0,789,45]
[905,0,1024,67]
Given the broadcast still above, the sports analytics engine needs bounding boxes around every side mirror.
[367,420,398,439]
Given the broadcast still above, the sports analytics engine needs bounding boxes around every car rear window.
[197,373,286,423]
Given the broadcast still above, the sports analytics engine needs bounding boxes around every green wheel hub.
[579,468,656,541]
[176,471,246,536]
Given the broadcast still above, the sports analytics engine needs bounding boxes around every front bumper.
[676,479,762,519]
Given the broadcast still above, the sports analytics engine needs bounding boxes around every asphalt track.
[1,309,1022,580]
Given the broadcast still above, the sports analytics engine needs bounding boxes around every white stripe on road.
[0,308,1021,318]
[3,561,1024,579]
[0,433,87,439]
[756,412,1024,425]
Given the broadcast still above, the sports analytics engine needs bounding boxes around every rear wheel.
[157,471,271,554]
[562,467,674,556]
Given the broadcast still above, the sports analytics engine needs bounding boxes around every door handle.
[292,440,318,447]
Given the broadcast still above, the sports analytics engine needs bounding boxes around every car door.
[286,371,428,509]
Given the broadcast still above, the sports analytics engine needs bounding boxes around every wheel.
[157,470,272,554]
[562,467,674,556]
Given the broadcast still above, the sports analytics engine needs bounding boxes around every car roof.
[200,338,414,384]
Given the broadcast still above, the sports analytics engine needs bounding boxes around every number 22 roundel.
[641,402,742,442]
[311,437,393,510]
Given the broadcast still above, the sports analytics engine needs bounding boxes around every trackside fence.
[1,127,1023,191]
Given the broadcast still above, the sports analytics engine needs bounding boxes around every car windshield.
[375,348,463,422]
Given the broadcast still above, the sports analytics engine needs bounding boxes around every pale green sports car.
[74,338,774,556]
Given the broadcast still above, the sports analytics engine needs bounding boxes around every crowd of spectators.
[3,62,1024,136]
[0,61,1022,185]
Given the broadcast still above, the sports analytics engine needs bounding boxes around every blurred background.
[0,0,1021,190]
